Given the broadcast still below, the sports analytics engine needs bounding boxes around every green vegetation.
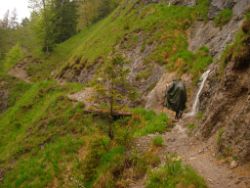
[152,136,164,147]
[187,123,197,133]
[220,12,250,71]
[196,0,210,21]
[0,76,170,187]
[27,1,211,82]
[132,108,169,137]
[2,44,24,72]
[196,111,204,120]
[216,128,224,146]
[94,55,137,139]
[136,68,152,81]
[214,9,233,27]
[146,155,207,188]
[167,46,212,81]
[0,81,86,187]
[77,0,118,30]
[0,75,31,110]
[0,1,213,187]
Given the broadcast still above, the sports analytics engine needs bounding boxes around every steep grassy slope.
[25,0,211,84]
[0,76,173,187]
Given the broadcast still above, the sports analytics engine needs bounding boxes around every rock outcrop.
[198,20,250,161]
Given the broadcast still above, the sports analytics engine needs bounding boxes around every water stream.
[186,69,211,117]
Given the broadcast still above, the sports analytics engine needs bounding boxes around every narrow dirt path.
[8,63,30,83]
[131,118,250,188]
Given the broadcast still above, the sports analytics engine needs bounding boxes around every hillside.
[0,0,249,188]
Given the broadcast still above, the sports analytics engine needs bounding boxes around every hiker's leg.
[179,111,183,119]
[175,111,178,119]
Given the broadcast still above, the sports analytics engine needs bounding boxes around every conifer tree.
[95,55,137,138]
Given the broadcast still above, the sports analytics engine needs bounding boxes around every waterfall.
[186,69,211,117]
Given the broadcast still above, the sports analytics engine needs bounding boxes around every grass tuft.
[214,9,233,27]
[152,136,164,147]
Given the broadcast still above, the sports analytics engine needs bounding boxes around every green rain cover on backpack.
[164,80,187,113]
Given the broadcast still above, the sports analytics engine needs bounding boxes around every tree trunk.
[42,0,50,54]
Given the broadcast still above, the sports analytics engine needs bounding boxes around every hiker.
[164,80,187,119]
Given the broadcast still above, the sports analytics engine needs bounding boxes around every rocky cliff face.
[199,58,250,162]
[189,0,250,58]
[195,0,250,162]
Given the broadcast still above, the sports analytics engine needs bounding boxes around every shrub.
[214,9,233,27]
[152,136,164,147]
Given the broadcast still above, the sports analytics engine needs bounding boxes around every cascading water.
[186,69,211,117]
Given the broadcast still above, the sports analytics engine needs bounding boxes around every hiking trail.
[130,117,250,188]
[8,60,31,83]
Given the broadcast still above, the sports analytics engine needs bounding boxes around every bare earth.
[8,64,30,83]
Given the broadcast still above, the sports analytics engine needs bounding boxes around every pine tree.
[29,0,78,53]
[50,0,78,43]
[95,55,137,138]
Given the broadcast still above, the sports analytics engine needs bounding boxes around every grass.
[187,123,197,133]
[195,0,210,21]
[24,1,213,83]
[214,9,233,27]
[146,155,207,188]
[0,77,170,187]
[136,68,152,81]
[219,13,250,72]
[167,46,212,82]
[0,1,217,187]
[152,136,164,147]
[0,80,86,187]
[2,44,24,72]
[216,128,224,146]
[131,108,169,137]
[0,74,31,111]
